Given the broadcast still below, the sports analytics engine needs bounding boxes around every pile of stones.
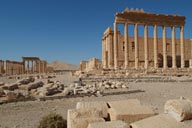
[0,76,130,103]
[0,77,64,103]
[63,80,129,97]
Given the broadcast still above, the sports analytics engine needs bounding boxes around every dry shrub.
[38,113,67,128]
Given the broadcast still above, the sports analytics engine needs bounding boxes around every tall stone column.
[6,61,7,75]
[32,61,34,73]
[114,22,118,69]
[163,26,167,69]
[172,26,176,68]
[104,38,108,68]
[27,61,30,74]
[144,25,148,69]
[102,38,106,68]
[107,35,112,69]
[124,23,129,69]
[180,26,185,68]
[38,61,41,73]
[42,62,45,73]
[154,25,158,68]
[106,36,110,68]
[0,60,2,73]
[7,61,9,75]
[134,24,139,69]
[109,34,114,68]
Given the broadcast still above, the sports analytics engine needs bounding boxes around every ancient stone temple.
[102,8,192,70]
[0,57,47,75]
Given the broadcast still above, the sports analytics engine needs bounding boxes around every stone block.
[69,117,104,128]
[67,108,104,128]
[164,98,192,121]
[3,83,18,91]
[87,120,129,128]
[20,81,43,91]
[108,99,155,124]
[130,114,188,128]
[0,82,4,86]
[76,101,109,118]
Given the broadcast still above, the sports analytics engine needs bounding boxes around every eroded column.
[134,24,139,69]
[180,26,185,68]
[124,23,129,69]
[102,38,106,68]
[114,22,118,69]
[0,60,2,73]
[163,26,167,69]
[172,26,176,68]
[104,38,107,68]
[154,25,158,68]
[27,61,29,74]
[144,25,148,69]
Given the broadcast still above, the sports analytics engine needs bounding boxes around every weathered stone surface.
[108,99,156,124]
[0,82,5,86]
[70,118,104,128]
[130,114,188,128]
[20,81,43,91]
[88,120,129,128]
[3,90,23,100]
[76,101,109,118]
[164,98,192,121]
[17,77,35,85]
[3,83,18,91]
[67,108,104,128]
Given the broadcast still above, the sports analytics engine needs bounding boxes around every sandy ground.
[0,74,192,128]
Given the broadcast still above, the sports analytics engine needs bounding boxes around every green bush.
[38,113,67,128]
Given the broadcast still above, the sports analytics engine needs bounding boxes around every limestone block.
[87,120,129,128]
[76,101,109,118]
[0,82,5,86]
[67,108,104,128]
[3,83,18,90]
[20,81,44,91]
[164,99,192,121]
[130,114,188,128]
[27,81,44,91]
[46,86,60,95]
[108,99,155,124]
[70,117,104,128]
[16,77,34,85]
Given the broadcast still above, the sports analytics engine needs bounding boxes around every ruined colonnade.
[5,60,24,75]
[22,57,47,74]
[0,57,47,76]
[0,60,4,74]
[103,8,187,70]
[113,23,185,69]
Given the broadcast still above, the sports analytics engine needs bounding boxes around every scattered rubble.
[0,75,131,104]
[67,98,192,128]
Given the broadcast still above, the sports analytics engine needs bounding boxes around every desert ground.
[0,73,192,128]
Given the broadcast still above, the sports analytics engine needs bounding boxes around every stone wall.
[79,58,101,72]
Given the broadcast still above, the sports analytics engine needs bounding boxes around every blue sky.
[0,0,191,65]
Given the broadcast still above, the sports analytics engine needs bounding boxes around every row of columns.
[114,22,185,69]
[5,60,24,75]
[23,60,47,74]
[102,34,114,69]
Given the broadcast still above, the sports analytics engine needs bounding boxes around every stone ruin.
[67,98,192,128]
[0,57,47,76]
